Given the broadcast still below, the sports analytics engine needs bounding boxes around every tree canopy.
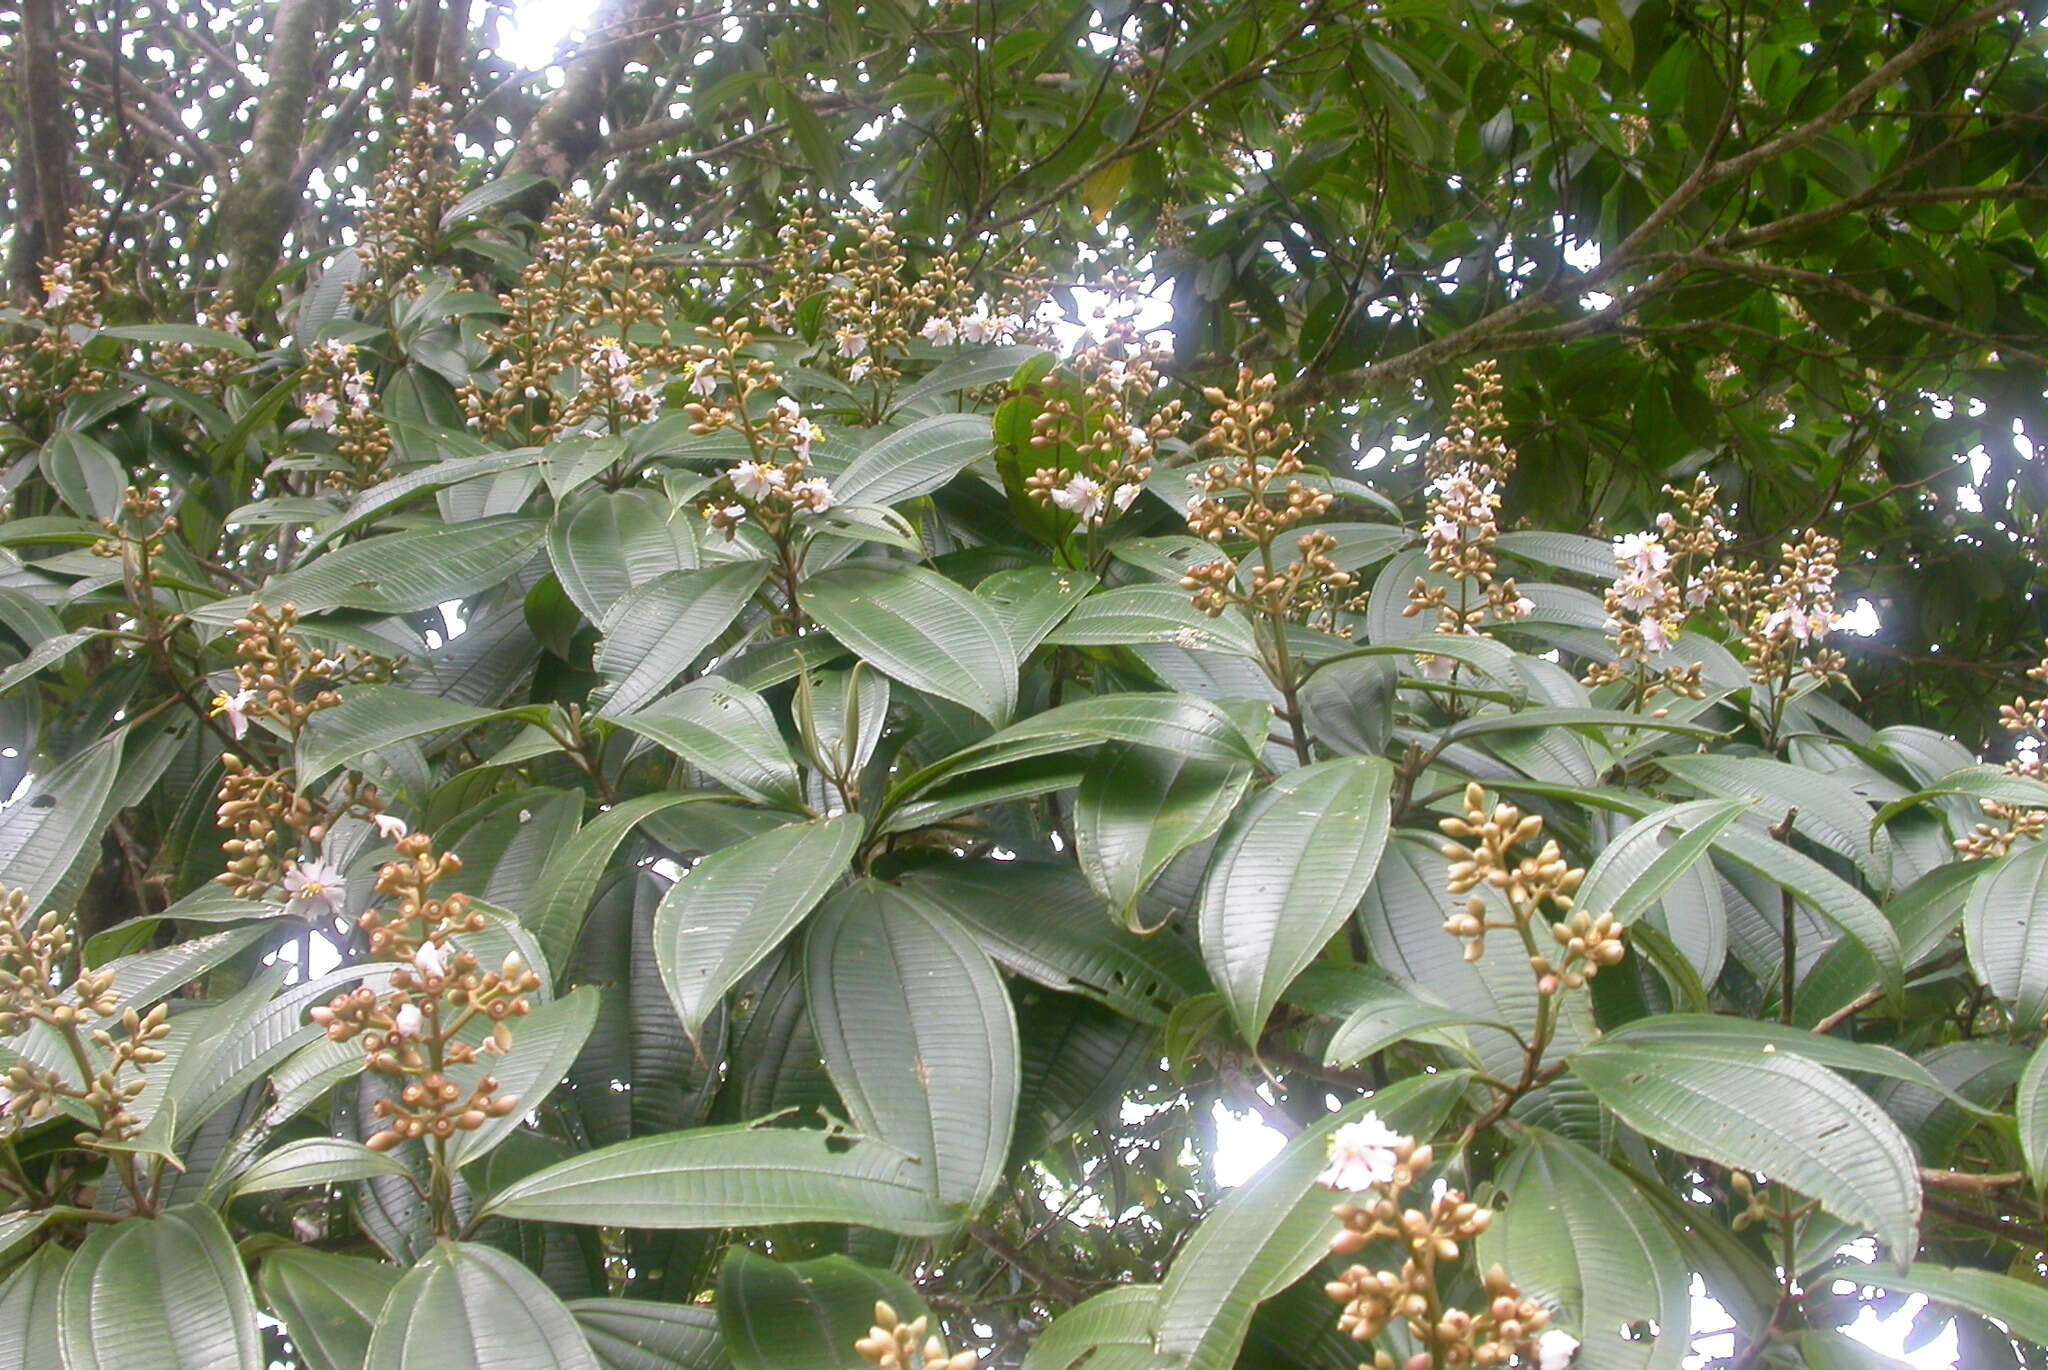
[1,2,2048,1368]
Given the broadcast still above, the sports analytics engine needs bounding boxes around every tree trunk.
[8,0,72,300]
[503,0,668,218]
[214,0,327,313]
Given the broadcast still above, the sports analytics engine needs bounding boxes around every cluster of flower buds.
[1025,327,1180,532]
[349,85,462,300]
[0,890,170,1145]
[853,1301,976,1370]
[146,303,246,402]
[0,208,113,425]
[1316,1114,1577,1370]
[1538,909,1628,993]
[310,834,536,1151]
[460,200,690,438]
[211,602,395,897]
[1729,528,1847,695]
[698,405,834,544]
[1402,364,1532,666]
[1438,785,1614,995]
[1582,517,1711,707]
[1955,651,2048,858]
[297,339,393,488]
[88,485,178,593]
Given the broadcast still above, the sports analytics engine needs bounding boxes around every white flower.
[716,504,747,540]
[1049,473,1105,520]
[1125,426,1152,455]
[373,813,410,841]
[775,395,803,423]
[1508,592,1536,620]
[960,311,999,344]
[1613,570,1663,615]
[586,339,631,373]
[313,339,354,366]
[920,315,959,346]
[835,329,868,358]
[1316,1114,1407,1191]
[1112,482,1142,512]
[849,358,872,384]
[412,940,446,981]
[391,1003,425,1039]
[43,282,71,310]
[1537,1329,1580,1370]
[283,858,347,922]
[791,476,834,513]
[1613,532,1670,575]
[792,419,822,464]
[689,359,719,397]
[1641,615,1673,653]
[729,460,786,501]
[212,687,256,740]
[996,312,1025,340]
[1416,653,1456,683]
[222,312,244,333]
[300,391,339,430]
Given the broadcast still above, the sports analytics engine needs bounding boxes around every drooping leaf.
[612,678,805,809]
[798,564,1018,725]
[1962,840,2048,1027]
[594,562,770,716]
[231,1137,411,1196]
[257,1249,400,1370]
[715,1249,928,1370]
[1073,746,1253,925]
[56,1205,264,1370]
[0,1242,68,1370]
[365,1240,600,1370]
[830,413,992,506]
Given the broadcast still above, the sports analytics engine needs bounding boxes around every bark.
[410,0,445,89]
[503,0,671,218]
[213,0,327,313]
[8,0,72,300]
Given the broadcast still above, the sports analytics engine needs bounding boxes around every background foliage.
[1,1,2048,1368]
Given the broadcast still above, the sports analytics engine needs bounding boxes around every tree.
[1,3,2047,1368]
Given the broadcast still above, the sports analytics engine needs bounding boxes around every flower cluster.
[349,85,463,299]
[853,1301,976,1370]
[1024,327,1179,533]
[88,485,178,597]
[1180,368,1361,628]
[1402,363,1532,667]
[1317,1114,1577,1370]
[1729,529,1846,698]
[459,200,691,438]
[1583,479,1728,705]
[0,889,171,1149]
[1956,650,2048,859]
[147,303,246,403]
[309,834,537,1152]
[1438,784,1619,995]
[684,321,835,549]
[0,208,114,431]
[297,339,394,489]
[211,602,395,899]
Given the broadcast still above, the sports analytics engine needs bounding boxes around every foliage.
[1,3,2048,1369]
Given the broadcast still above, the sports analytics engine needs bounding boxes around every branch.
[214,0,329,312]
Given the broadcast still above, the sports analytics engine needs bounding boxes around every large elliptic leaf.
[0,729,119,915]
[1043,583,1258,656]
[1659,753,1898,891]
[0,1242,68,1370]
[1482,1127,1690,1370]
[2019,1036,2048,1186]
[570,1300,729,1370]
[295,684,511,784]
[257,1249,401,1370]
[1962,839,2048,1027]
[479,1124,957,1235]
[56,1204,264,1370]
[594,562,770,716]
[654,814,864,1037]
[193,517,546,625]
[445,986,600,1167]
[1575,799,1752,923]
[524,792,721,978]
[365,1240,599,1370]
[715,1249,929,1370]
[830,413,992,507]
[798,564,1018,725]
[231,1137,411,1197]
[804,881,1020,1213]
[1197,757,1395,1039]
[1149,1073,1471,1370]
[612,677,805,809]
[548,487,699,623]
[974,566,1095,656]
[1866,1264,2048,1348]
[1074,745,1253,925]
[1568,1040,1920,1255]
[1019,1286,1160,1370]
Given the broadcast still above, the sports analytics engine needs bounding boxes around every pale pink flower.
[373,813,410,841]
[1316,1114,1408,1191]
[283,858,347,921]
[391,1003,425,1038]
[300,392,339,430]
[791,476,834,513]
[729,460,786,501]
[212,688,256,740]
[1050,473,1104,520]
[920,316,959,346]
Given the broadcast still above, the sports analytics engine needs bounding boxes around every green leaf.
[57,1205,264,1370]
[41,430,127,520]
[1604,1015,1988,1114]
[570,1300,729,1370]
[1020,1286,1159,1370]
[1044,584,1258,657]
[805,881,1019,1213]
[0,1243,67,1370]
[99,322,255,357]
[1073,746,1252,925]
[480,1123,958,1235]
[446,987,600,1167]
[525,792,720,978]
[548,488,700,624]
[1197,757,1395,1039]
[308,449,544,551]
[0,728,120,914]
[654,814,864,1036]
[2019,1035,2048,1187]
[612,678,805,809]
[830,414,992,506]
[1660,753,1896,891]
[258,1250,401,1370]
[193,517,546,625]
[1483,1128,1689,1370]
[595,563,770,716]
[715,1249,927,1370]
[1963,840,2048,1026]
[1865,1263,2048,1347]
[799,563,1018,725]
[441,172,549,226]
[1313,967,1510,1068]
[231,1137,411,1196]
[974,566,1095,656]
[1569,1040,1920,1254]
[365,1240,599,1369]
[891,348,1053,414]
[1575,798,1753,923]
[296,684,509,784]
